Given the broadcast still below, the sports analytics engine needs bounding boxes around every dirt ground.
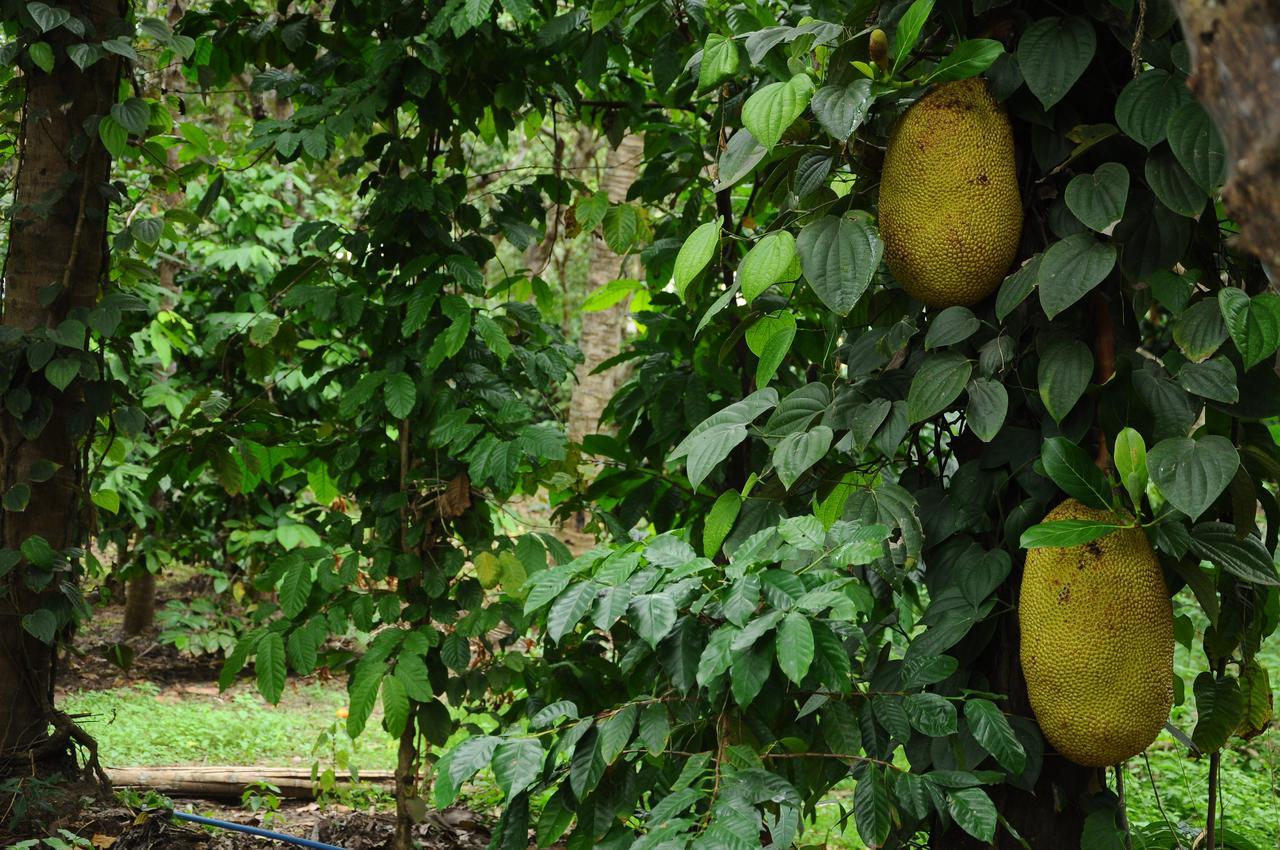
[6,794,499,849]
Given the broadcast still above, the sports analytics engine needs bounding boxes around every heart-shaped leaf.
[1148,436,1239,520]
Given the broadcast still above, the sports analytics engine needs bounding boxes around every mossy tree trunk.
[0,0,123,764]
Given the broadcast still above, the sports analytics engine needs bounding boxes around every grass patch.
[62,682,399,771]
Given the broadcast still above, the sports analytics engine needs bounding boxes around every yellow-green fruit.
[869,29,890,72]
[1019,499,1174,767]
[878,78,1022,306]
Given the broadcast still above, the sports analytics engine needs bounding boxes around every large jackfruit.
[1019,499,1174,767]
[878,78,1022,307]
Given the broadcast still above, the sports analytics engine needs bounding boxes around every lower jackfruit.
[1019,499,1174,767]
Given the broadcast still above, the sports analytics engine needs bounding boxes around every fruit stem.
[1092,289,1116,471]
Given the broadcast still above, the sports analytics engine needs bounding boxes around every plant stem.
[1115,763,1132,850]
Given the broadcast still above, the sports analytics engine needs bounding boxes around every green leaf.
[22,609,57,643]
[21,535,55,568]
[964,699,1026,774]
[904,692,957,736]
[28,41,54,72]
[27,2,71,32]
[777,612,814,685]
[715,129,766,190]
[630,592,677,647]
[730,641,772,707]
[739,230,797,302]
[1189,523,1280,586]
[1178,358,1238,404]
[796,216,882,316]
[1218,289,1280,369]
[1167,101,1227,191]
[1172,299,1228,362]
[927,39,1003,83]
[44,357,79,392]
[810,79,873,141]
[373,679,410,742]
[703,490,741,558]
[1116,69,1192,148]
[442,736,499,804]
[91,489,120,514]
[1146,145,1207,217]
[575,190,609,231]
[1148,436,1239,520]
[493,738,543,796]
[1016,17,1095,110]
[98,115,128,158]
[947,787,997,842]
[66,43,102,70]
[891,0,935,73]
[278,559,313,619]
[674,221,720,299]
[1191,673,1244,752]
[1037,233,1116,319]
[1064,163,1129,232]
[1041,437,1111,509]
[853,767,892,847]
[255,632,286,703]
[602,204,639,254]
[907,352,972,423]
[547,582,597,643]
[995,254,1042,322]
[1037,339,1093,422]
[580,278,641,312]
[130,217,163,246]
[741,74,814,150]
[965,378,1007,443]
[111,98,151,135]
[1020,518,1127,549]
[1114,427,1149,510]
[384,372,416,418]
[924,306,979,349]
[698,33,739,92]
[773,426,833,490]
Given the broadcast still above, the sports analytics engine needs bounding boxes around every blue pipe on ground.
[170,810,349,850]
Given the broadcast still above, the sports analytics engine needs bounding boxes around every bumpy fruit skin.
[878,78,1022,307]
[1019,499,1174,767]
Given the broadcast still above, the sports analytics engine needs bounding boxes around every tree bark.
[1171,0,1280,273]
[566,132,644,446]
[1,0,122,762]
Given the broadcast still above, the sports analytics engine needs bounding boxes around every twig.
[1115,763,1132,850]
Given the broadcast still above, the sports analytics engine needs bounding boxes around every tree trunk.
[566,132,644,446]
[0,0,122,763]
[1171,0,1280,273]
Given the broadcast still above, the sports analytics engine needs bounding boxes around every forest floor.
[13,575,1280,849]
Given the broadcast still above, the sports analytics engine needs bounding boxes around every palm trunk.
[566,132,644,446]
[0,0,123,763]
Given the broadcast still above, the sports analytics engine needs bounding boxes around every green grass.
[62,682,399,771]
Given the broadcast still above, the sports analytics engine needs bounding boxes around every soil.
[12,798,499,850]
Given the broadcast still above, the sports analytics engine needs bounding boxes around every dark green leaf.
[796,216,882,316]
[1218,289,1280,369]
[773,426,832,489]
[811,79,873,142]
[1037,339,1093,422]
[1115,69,1192,148]
[1016,17,1095,110]
[1064,162,1129,232]
[1041,437,1111,509]
[1037,233,1116,319]
[1191,673,1244,752]
[964,699,1026,774]
[1167,101,1227,191]
[907,352,972,423]
[927,39,1004,83]
[1148,436,1239,521]
[1189,522,1280,586]
[965,378,1007,443]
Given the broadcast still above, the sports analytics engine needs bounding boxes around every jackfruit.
[878,78,1022,307]
[1019,499,1174,767]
